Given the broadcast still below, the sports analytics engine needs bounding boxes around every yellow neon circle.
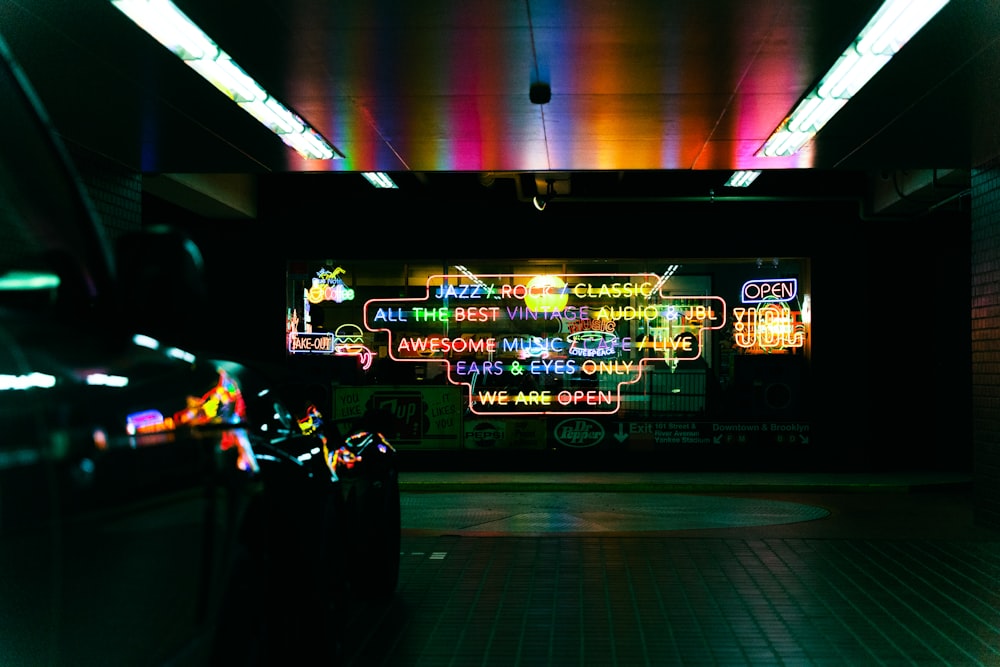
[524,275,569,313]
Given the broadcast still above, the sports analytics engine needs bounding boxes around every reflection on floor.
[339,473,1000,666]
[401,491,830,533]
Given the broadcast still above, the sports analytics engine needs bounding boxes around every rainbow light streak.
[443,6,511,170]
[561,3,669,168]
[281,0,339,171]
[317,8,376,174]
[704,4,791,169]
[653,16,684,169]
[469,4,541,168]
[443,20,487,170]
[675,17,719,169]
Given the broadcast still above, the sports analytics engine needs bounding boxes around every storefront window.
[286,258,810,452]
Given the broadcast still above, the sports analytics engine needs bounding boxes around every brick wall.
[971,161,1000,529]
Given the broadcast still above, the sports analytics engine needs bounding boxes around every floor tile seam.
[796,540,965,663]
[834,540,1000,636]
[398,482,935,493]
[863,541,1000,629]
[400,531,1000,545]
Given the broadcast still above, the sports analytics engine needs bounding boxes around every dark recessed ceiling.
[2,0,996,216]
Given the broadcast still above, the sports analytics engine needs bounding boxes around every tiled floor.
[339,473,1000,666]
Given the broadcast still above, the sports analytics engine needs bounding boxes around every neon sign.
[523,275,569,312]
[732,302,805,350]
[307,266,355,304]
[741,278,797,304]
[288,331,332,353]
[333,324,373,370]
[364,273,726,416]
[733,277,805,352]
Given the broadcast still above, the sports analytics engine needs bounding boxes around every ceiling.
[2,0,998,217]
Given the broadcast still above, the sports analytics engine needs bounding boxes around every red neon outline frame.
[364,273,727,415]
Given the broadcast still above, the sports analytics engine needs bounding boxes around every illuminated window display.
[286,259,811,451]
[364,272,727,416]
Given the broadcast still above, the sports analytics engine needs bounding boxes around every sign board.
[364,272,726,416]
[463,418,547,449]
[330,385,463,449]
[547,419,812,450]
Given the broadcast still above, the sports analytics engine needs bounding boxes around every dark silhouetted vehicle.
[0,31,398,666]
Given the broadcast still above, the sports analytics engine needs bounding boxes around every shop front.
[286,258,811,465]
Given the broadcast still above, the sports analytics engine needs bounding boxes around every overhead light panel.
[109,0,342,161]
[362,172,398,189]
[757,0,950,157]
[725,170,761,188]
[0,270,60,291]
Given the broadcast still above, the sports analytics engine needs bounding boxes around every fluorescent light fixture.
[132,333,160,349]
[110,0,342,160]
[0,372,56,391]
[362,172,398,188]
[0,270,60,291]
[165,346,197,363]
[758,0,949,157]
[86,373,129,387]
[725,170,761,187]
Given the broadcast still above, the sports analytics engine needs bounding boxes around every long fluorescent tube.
[0,270,60,291]
[362,172,398,189]
[725,170,761,187]
[110,0,342,160]
[758,0,949,157]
